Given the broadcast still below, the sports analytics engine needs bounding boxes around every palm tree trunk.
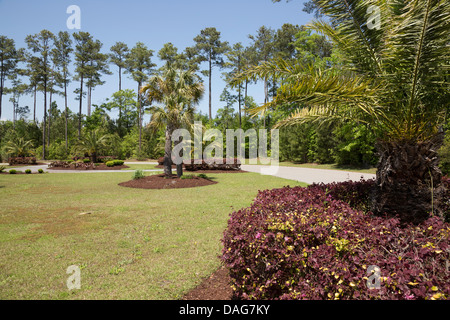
[164,124,173,178]
[371,133,447,224]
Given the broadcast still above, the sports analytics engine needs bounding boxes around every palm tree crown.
[140,66,204,177]
[235,0,450,223]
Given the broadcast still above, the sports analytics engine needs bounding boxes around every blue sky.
[0,0,313,122]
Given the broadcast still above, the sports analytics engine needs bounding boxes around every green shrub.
[438,133,450,175]
[197,173,208,179]
[38,169,44,174]
[106,161,115,167]
[113,160,124,166]
[9,169,17,174]
[83,158,91,163]
[181,174,195,179]
[132,169,145,180]
[0,165,5,173]
[25,169,32,174]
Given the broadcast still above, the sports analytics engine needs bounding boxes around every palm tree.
[3,137,33,158]
[73,129,109,163]
[140,66,204,178]
[235,0,450,224]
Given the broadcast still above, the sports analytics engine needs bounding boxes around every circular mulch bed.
[48,164,130,171]
[118,174,218,189]
[182,266,234,300]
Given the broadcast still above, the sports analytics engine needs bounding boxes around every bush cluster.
[184,158,241,171]
[132,169,145,180]
[106,160,124,167]
[48,161,95,170]
[221,179,450,300]
[8,157,37,166]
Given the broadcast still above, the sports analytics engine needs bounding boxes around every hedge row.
[8,157,37,165]
[184,158,241,171]
[221,178,450,300]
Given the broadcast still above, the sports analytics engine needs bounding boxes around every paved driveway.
[2,162,376,184]
[241,164,376,184]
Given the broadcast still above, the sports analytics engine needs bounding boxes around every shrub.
[8,157,37,166]
[180,174,195,180]
[113,160,124,166]
[9,169,17,174]
[184,158,241,171]
[0,165,5,173]
[197,173,208,179]
[221,180,450,300]
[38,169,44,174]
[132,169,145,180]
[106,161,115,167]
[25,169,32,174]
[83,158,91,163]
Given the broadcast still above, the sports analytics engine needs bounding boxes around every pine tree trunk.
[33,85,37,123]
[209,52,212,121]
[78,75,83,138]
[371,133,447,224]
[138,82,142,154]
[65,81,68,152]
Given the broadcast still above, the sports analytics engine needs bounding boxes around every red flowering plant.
[221,179,450,300]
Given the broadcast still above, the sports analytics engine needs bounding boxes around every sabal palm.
[73,129,109,163]
[237,0,450,223]
[4,137,33,157]
[140,67,204,177]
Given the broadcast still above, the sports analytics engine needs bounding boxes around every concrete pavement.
[1,161,376,184]
[241,164,376,184]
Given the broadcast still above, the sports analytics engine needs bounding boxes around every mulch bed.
[118,174,218,189]
[48,164,130,171]
[182,266,234,300]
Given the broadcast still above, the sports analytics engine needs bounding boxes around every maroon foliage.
[8,157,37,165]
[221,179,449,300]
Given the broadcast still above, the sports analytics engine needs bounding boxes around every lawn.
[0,171,306,299]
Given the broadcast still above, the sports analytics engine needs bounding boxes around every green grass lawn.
[0,171,306,299]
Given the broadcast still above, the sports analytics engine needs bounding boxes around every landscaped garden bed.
[47,160,129,170]
[118,173,217,189]
[221,178,450,300]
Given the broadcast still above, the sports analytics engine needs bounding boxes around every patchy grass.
[0,171,305,299]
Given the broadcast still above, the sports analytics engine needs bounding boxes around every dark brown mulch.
[118,174,218,189]
[182,265,234,300]
[48,164,129,171]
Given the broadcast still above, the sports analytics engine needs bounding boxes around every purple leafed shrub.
[221,179,450,300]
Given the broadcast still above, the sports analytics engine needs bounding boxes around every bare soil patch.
[118,174,218,189]
[182,266,234,300]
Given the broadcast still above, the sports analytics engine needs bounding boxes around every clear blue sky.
[0,0,313,123]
